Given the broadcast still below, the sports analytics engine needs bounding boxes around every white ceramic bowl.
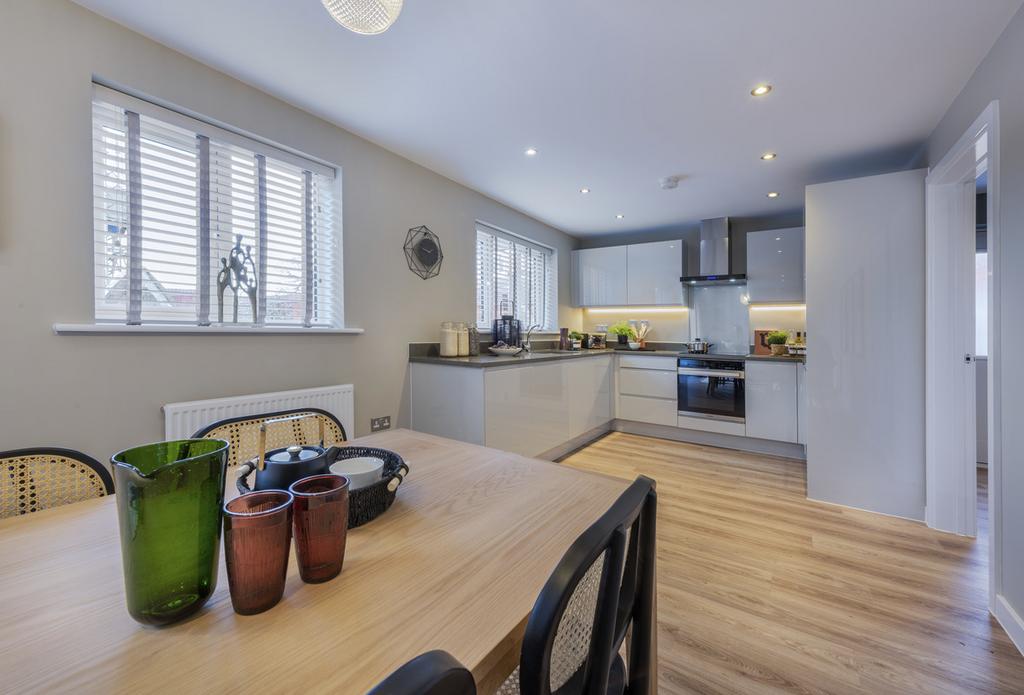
[488,345,523,356]
[628,342,641,350]
[329,456,385,491]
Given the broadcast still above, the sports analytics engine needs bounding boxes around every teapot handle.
[257,413,325,468]
[236,461,256,495]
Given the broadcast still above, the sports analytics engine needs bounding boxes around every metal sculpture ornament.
[218,234,258,324]
[404,226,443,280]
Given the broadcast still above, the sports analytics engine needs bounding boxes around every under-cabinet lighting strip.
[748,304,806,311]
[584,307,689,314]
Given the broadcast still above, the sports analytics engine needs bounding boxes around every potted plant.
[609,322,636,346]
[766,330,790,356]
[568,330,586,350]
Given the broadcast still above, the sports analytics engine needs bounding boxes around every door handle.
[965,353,975,364]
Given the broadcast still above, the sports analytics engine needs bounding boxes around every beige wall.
[0,0,580,460]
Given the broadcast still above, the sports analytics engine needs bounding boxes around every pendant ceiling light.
[321,0,404,35]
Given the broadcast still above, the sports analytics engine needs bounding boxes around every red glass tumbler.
[289,474,350,583]
[223,490,294,615]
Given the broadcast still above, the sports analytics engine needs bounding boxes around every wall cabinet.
[746,227,805,303]
[745,362,799,443]
[572,241,683,307]
[626,240,684,305]
[572,247,627,307]
[410,355,612,459]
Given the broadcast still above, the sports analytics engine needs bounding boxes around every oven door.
[677,368,746,421]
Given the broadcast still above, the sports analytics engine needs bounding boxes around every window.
[92,85,341,328]
[475,223,556,331]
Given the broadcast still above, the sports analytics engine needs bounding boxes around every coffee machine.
[491,299,522,347]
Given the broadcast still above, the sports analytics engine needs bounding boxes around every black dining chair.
[368,650,477,695]
[0,447,115,519]
[498,475,657,695]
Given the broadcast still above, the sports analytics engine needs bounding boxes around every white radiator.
[163,384,355,440]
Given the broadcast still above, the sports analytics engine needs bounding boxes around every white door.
[926,148,980,536]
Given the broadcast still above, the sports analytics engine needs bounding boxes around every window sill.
[52,323,365,336]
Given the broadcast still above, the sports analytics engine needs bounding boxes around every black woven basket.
[335,446,408,528]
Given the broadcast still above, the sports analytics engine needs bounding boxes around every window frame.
[475,221,558,333]
[88,83,344,331]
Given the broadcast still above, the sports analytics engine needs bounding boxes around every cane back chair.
[0,447,114,519]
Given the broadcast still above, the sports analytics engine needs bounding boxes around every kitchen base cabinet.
[410,356,612,459]
[615,355,679,427]
[797,363,808,445]
[619,395,677,427]
[485,363,570,457]
[745,362,799,443]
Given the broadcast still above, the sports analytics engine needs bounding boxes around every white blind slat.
[475,225,555,331]
[93,92,340,328]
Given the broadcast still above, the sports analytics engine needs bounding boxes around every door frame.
[924,101,1000,606]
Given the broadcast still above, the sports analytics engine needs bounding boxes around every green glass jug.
[112,439,229,626]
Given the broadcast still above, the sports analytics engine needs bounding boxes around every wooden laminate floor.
[560,433,1023,694]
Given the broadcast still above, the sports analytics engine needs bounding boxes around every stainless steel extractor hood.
[679,217,746,286]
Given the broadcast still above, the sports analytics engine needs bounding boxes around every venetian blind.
[91,85,341,328]
[475,223,556,331]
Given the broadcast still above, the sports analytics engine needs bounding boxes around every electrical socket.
[370,416,391,432]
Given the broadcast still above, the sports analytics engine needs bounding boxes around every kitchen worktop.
[410,348,626,368]
[410,348,805,367]
[744,353,807,363]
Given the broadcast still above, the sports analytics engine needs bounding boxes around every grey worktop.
[409,346,806,368]
[744,354,806,364]
[410,348,621,368]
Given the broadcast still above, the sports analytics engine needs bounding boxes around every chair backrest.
[368,650,477,695]
[518,476,657,695]
[191,408,347,468]
[0,447,114,519]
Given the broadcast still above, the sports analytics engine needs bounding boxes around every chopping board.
[753,329,776,356]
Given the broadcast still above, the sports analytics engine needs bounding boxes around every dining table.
[0,429,636,694]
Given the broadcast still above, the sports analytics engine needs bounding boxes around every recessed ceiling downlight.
[524,147,538,157]
[767,192,780,199]
[751,84,773,97]
[580,188,591,194]
[616,214,625,220]
[760,152,777,161]
[321,0,403,35]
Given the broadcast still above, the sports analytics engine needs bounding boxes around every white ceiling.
[73,0,1022,236]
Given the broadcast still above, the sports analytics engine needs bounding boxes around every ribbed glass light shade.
[321,0,403,35]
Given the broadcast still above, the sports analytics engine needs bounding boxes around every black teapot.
[236,443,345,494]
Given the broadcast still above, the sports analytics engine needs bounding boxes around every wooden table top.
[0,429,628,694]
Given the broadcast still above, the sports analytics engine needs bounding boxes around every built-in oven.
[677,357,746,422]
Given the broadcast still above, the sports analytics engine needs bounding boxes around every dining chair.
[191,407,347,468]
[367,650,477,695]
[0,447,114,519]
[498,475,657,695]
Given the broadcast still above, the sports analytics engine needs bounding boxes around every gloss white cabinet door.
[567,356,613,437]
[797,363,808,445]
[485,363,571,457]
[626,240,684,305]
[572,247,628,307]
[745,362,799,443]
[747,227,805,303]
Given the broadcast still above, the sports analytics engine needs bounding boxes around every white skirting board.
[994,594,1024,657]
[613,419,807,460]
[164,384,354,440]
